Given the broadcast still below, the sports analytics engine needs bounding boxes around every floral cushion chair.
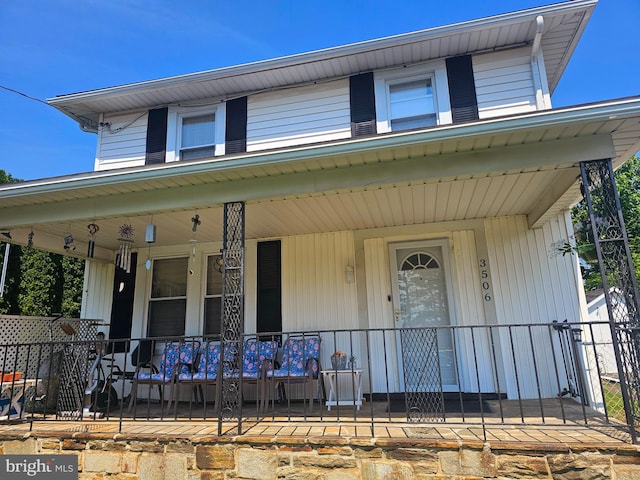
[128,340,200,412]
[264,336,321,410]
[175,341,237,406]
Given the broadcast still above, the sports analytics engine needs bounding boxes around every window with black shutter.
[446,55,479,123]
[350,73,376,137]
[145,108,168,165]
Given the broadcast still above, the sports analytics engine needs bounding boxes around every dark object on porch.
[384,393,494,414]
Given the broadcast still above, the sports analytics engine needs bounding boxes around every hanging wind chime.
[189,213,201,275]
[116,223,135,273]
[87,223,99,258]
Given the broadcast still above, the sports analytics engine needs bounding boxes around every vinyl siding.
[473,47,538,119]
[247,80,351,152]
[485,212,583,398]
[96,111,149,170]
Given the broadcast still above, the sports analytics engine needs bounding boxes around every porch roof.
[47,0,596,131]
[1,97,639,260]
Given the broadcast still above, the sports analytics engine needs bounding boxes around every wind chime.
[189,213,201,275]
[87,223,99,258]
[116,223,135,273]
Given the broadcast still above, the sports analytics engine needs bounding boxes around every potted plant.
[331,350,347,370]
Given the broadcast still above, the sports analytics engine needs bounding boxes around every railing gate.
[217,201,245,434]
[580,159,640,443]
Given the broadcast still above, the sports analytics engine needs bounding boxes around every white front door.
[390,239,458,391]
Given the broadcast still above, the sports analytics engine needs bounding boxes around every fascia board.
[4,95,638,200]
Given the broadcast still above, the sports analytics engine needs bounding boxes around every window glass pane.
[390,115,436,131]
[204,297,222,336]
[148,299,186,337]
[206,255,223,296]
[390,79,434,122]
[181,114,215,148]
[151,257,188,298]
[181,146,216,160]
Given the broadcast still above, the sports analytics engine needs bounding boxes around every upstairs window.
[166,104,226,162]
[181,114,216,160]
[389,79,436,131]
[374,60,452,134]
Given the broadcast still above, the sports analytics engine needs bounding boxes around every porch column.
[580,159,640,443]
[217,201,245,433]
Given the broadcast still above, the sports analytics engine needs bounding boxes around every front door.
[390,240,458,391]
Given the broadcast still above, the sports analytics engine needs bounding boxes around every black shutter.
[446,55,479,123]
[350,72,376,137]
[109,253,137,353]
[225,96,248,154]
[145,108,168,165]
[257,240,282,337]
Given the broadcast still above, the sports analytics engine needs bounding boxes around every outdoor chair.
[174,340,237,409]
[128,339,200,413]
[227,337,278,411]
[263,335,321,411]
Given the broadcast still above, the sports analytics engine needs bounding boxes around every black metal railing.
[0,322,633,442]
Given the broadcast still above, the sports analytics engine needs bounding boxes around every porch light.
[345,265,355,283]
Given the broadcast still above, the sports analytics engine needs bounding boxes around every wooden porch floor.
[0,398,633,448]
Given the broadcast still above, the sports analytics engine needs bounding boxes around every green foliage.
[571,155,640,291]
[0,171,84,317]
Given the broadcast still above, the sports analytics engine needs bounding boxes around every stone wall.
[1,433,640,479]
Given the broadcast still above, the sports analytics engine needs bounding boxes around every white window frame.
[166,103,226,162]
[146,256,189,337]
[374,60,452,134]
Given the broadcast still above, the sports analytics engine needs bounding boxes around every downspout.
[531,15,551,110]
[0,233,11,297]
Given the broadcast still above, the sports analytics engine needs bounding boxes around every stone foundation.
[1,433,640,479]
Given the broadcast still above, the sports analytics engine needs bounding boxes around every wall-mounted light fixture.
[345,265,355,283]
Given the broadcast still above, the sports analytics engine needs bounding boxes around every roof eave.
[5,95,639,200]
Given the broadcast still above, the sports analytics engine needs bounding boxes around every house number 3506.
[479,259,491,301]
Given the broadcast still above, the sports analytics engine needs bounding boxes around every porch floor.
[0,398,632,449]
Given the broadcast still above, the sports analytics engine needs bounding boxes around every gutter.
[3,95,638,199]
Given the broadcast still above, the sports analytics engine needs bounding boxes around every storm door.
[390,240,458,391]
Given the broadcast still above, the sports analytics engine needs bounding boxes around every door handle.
[394,309,401,322]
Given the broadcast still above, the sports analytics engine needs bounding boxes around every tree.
[570,155,640,291]
[0,169,85,317]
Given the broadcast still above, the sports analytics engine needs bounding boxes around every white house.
[1,0,639,403]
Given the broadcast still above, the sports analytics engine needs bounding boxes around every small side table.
[321,369,364,410]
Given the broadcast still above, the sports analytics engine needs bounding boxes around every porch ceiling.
[1,98,639,261]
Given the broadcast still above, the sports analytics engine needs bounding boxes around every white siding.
[96,111,148,170]
[473,47,537,119]
[81,260,115,325]
[247,80,351,152]
[485,213,584,398]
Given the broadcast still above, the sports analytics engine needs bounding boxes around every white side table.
[321,369,364,410]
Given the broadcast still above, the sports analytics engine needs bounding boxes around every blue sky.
[1,0,638,181]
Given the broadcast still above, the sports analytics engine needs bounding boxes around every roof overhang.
[1,96,639,261]
[47,0,597,131]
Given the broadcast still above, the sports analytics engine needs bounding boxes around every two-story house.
[1,0,639,406]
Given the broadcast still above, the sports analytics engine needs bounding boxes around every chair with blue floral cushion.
[263,335,321,411]
[225,337,278,411]
[175,341,237,408]
[128,339,200,413]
